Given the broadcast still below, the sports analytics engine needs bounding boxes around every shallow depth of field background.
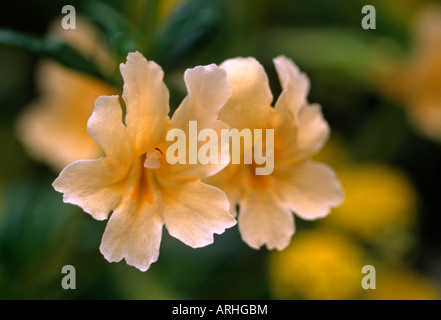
[1,0,441,299]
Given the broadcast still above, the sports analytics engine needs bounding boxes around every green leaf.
[261,27,379,83]
[150,0,223,67]
[0,176,78,271]
[0,175,81,298]
[350,105,409,162]
[80,0,139,61]
[0,28,107,81]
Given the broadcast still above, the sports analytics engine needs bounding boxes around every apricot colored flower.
[206,56,344,250]
[53,52,236,271]
[16,17,116,170]
[379,7,441,142]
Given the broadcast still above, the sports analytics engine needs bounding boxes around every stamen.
[144,149,163,169]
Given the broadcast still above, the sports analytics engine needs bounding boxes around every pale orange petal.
[48,16,115,73]
[275,159,344,220]
[100,199,163,272]
[296,104,330,156]
[52,158,129,220]
[16,62,116,169]
[408,104,441,141]
[17,99,98,170]
[273,55,310,117]
[203,163,244,217]
[238,189,294,250]
[171,64,231,130]
[87,95,134,163]
[165,64,232,179]
[162,181,236,248]
[218,57,273,130]
[275,104,330,166]
[120,52,170,155]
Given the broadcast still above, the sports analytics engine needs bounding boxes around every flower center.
[143,148,163,169]
[247,161,272,189]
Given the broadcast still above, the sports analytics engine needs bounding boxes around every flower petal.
[219,57,273,130]
[275,159,344,220]
[171,64,231,130]
[275,104,330,166]
[52,158,129,220]
[87,95,134,163]
[100,199,163,272]
[48,16,115,73]
[238,189,295,250]
[162,181,236,248]
[273,55,310,117]
[203,163,245,217]
[296,104,330,156]
[120,52,170,155]
[166,64,232,179]
[16,61,115,169]
[408,103,441,142]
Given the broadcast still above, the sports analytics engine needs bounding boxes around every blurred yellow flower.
[16,17,117,170]
[325,164,417,242]
[379,6,441,142]
[269,229,364,300]
[53,52,236,271]
[364,268,439,300]
[207,56,344,250]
